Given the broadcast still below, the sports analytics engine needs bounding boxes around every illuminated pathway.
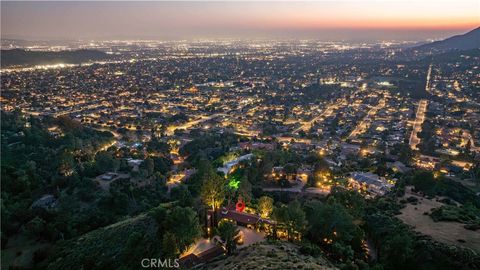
[293,101,344,134]
[166,173,186,193]
[91,126,121,139]
[408,64,432,149]
[409,99,428,150]
[425,64,432,94]
[165,113,225,136]
[348,98,386,139]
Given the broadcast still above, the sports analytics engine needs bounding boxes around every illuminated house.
[413,155,440,170]
[348,172,394,197]
[217,153,254,175]
[264,164,299,184]
[207,207,275,230]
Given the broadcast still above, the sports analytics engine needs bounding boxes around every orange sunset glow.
[1,1,480,40]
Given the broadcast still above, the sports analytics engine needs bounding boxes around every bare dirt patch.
[397,186,480,252]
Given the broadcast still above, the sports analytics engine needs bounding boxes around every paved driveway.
[237,227,265,249]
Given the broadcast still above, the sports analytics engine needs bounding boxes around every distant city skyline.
[2,1,479,41]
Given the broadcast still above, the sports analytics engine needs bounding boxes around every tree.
[217,220,240,255]
[473,163,480,187]
[286,200,307,240]
[312,157,332,184]
[328,187,366,219]
[139,158,154,177]
[411,171,436,194]
[257,196,274,219]
[273,200,306,241]
[162,232,178,258]
[331,242,354,262]
[396,143,413,164]
[381,232,414,270]
[238,175,252,204]
[152,157,173,175]
[147,138,170,155]
[304,200,363,258]
[200,170,226,211]
[26,216,47,239]
[186,159,215,196]
[284,163,297,178]
[58,152,75,177]
[95,151,115,173]
[166,206,201,252]
[170,185,193,207]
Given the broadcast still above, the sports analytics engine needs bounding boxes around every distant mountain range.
[415,27,480,51]
[1,49,109,68]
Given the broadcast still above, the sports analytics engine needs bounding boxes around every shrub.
[299,242,322,257]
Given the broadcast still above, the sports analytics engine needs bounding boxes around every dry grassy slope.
[199,241,338,270]
[397,187,480,252]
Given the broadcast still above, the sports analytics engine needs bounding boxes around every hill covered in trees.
[46,204,201,270]
[1,112,173,268]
